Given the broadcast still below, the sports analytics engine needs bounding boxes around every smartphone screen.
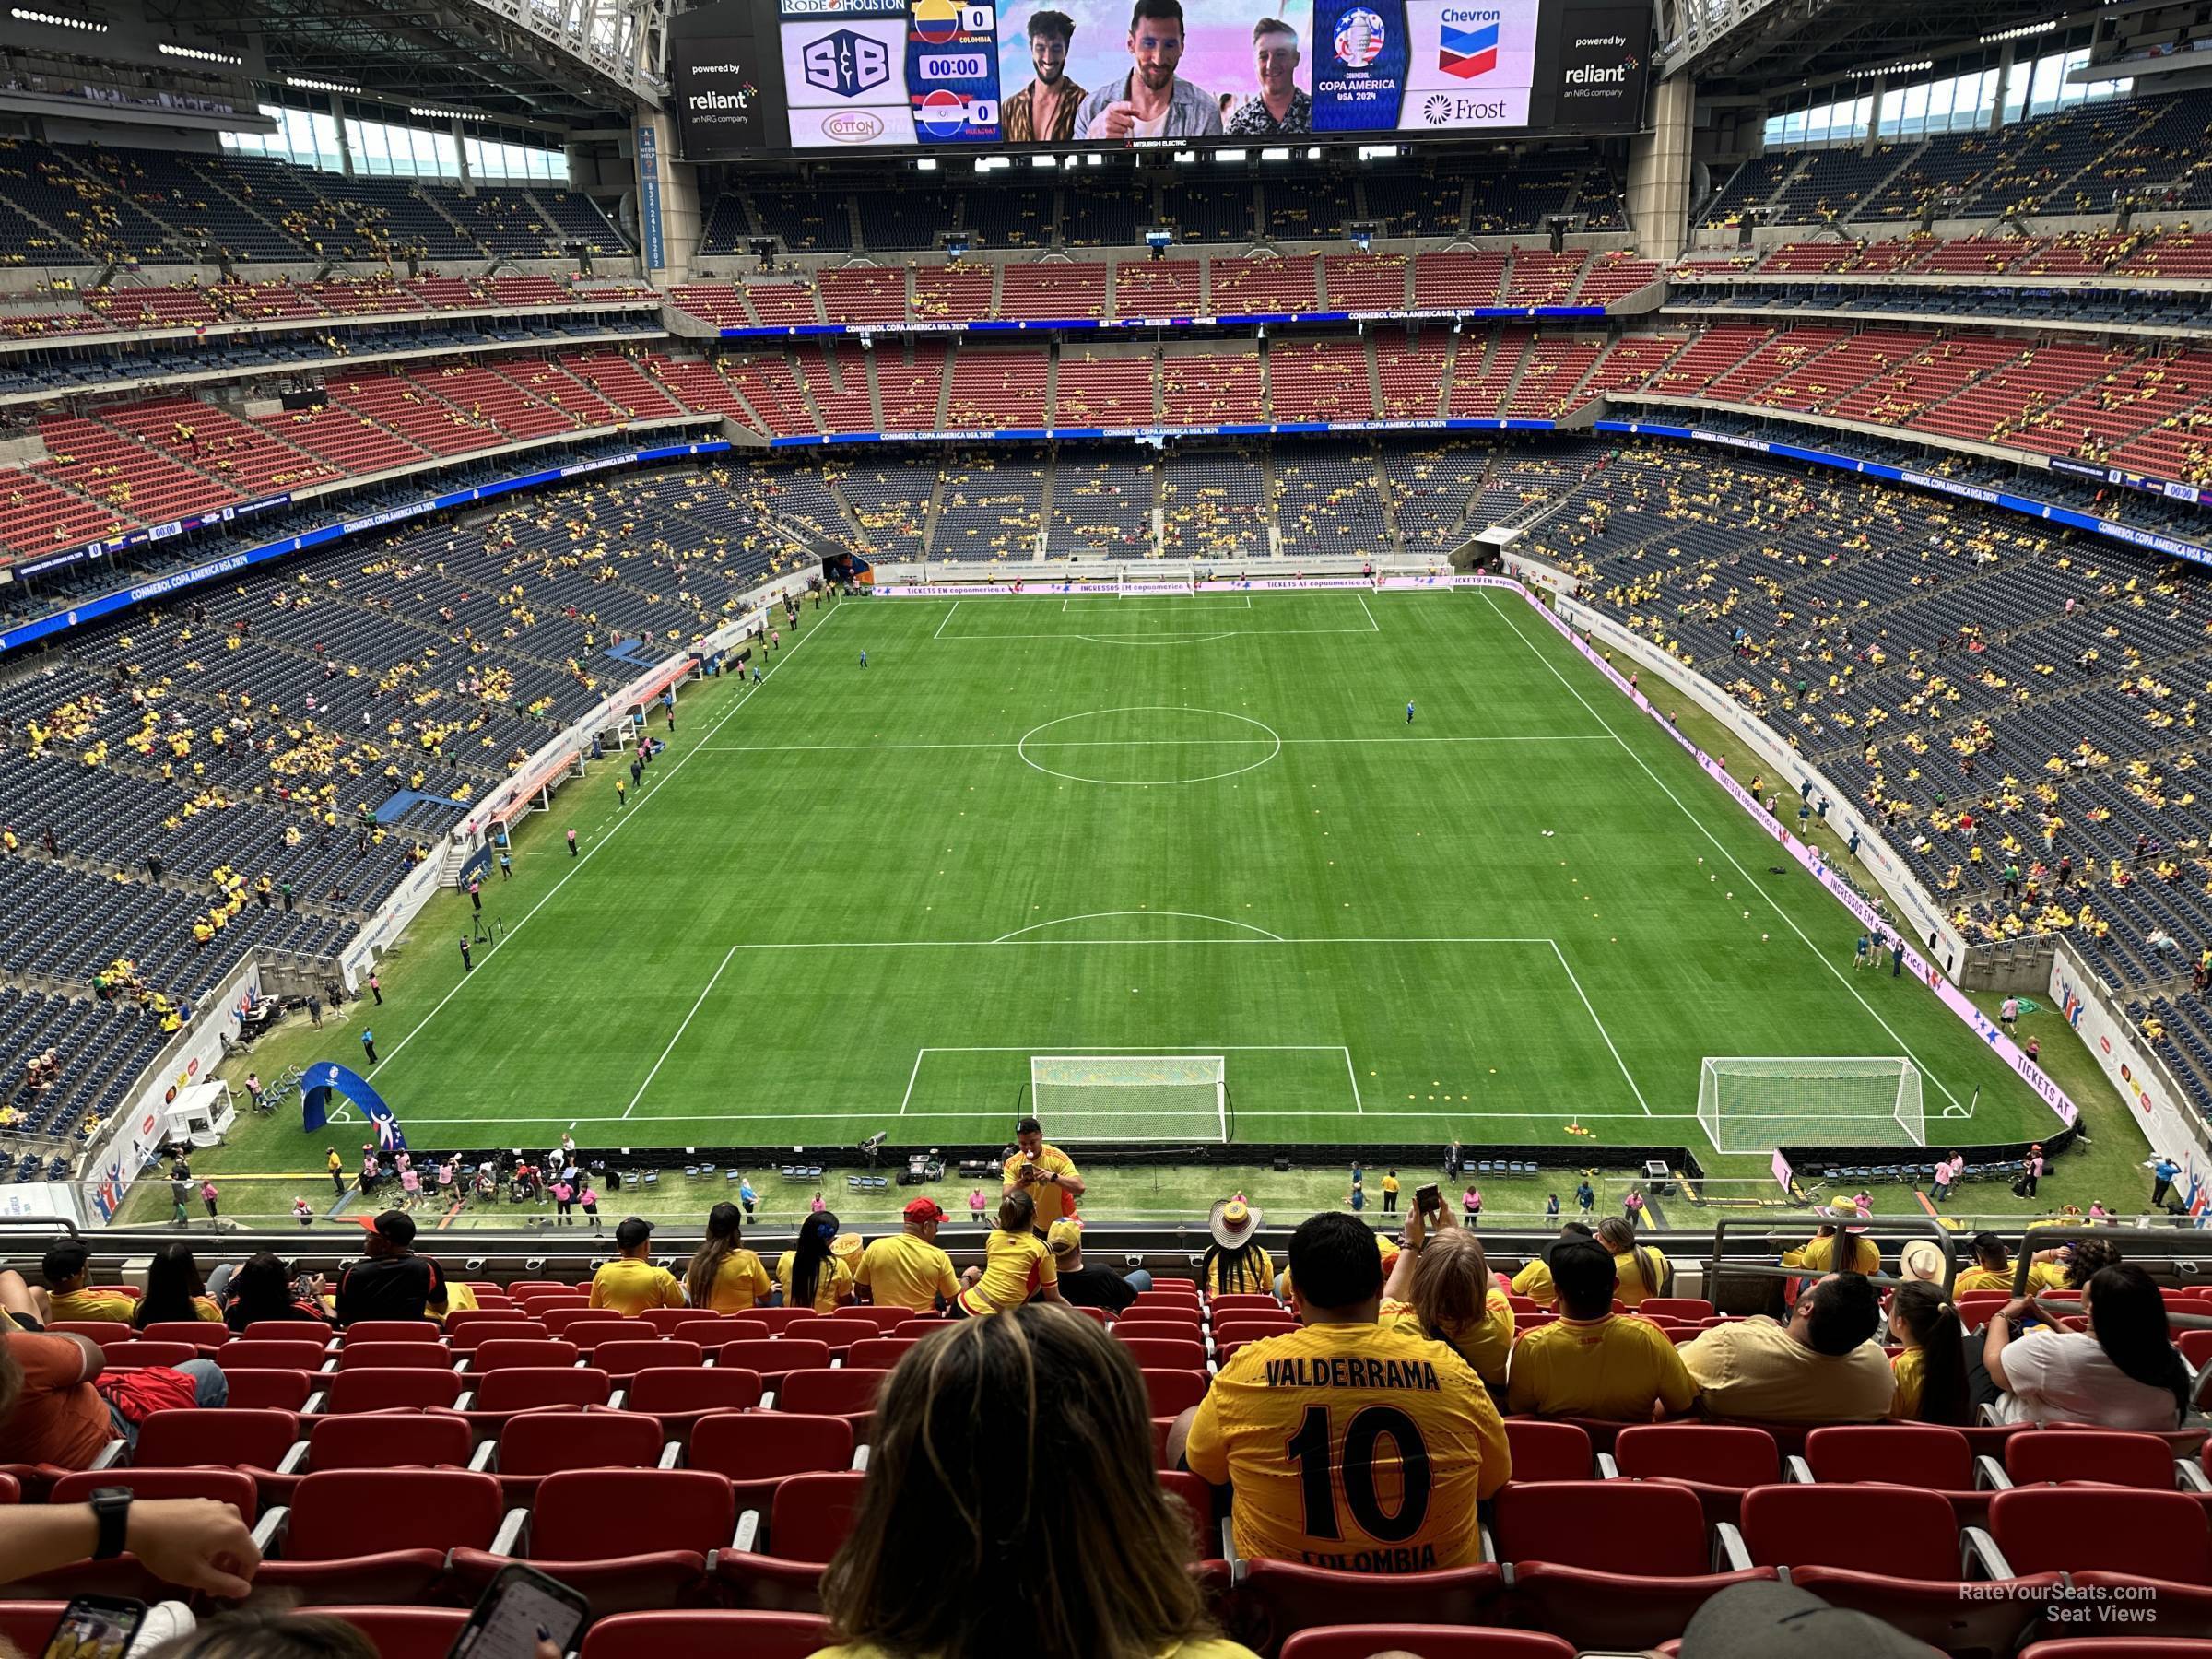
[450,1565,589,1659]
[43,1597,147,1659]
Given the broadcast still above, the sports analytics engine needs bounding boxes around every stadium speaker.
[1272,1156,1291,1172]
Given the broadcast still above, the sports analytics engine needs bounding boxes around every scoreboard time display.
[671,0,1649,156]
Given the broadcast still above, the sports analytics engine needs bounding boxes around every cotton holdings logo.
[1439,7,1500,78]
[803,29,890,96]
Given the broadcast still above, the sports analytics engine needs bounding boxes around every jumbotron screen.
[670,0,1649,155]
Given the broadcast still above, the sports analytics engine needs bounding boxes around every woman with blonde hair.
[1595,1216,1672,1307]
[815,1304,1255,1659]
[1380,1206,1513,1388]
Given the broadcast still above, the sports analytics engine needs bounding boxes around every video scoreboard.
[672,0,1649,156]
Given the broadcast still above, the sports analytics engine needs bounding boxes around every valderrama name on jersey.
[1261,1356,1443,1391]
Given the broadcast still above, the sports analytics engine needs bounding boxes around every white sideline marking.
[937,628,1379,645]
[932,600,960,640]
[696,735,1612,755]
[1359,594,1380,633]
[1478,590,1963,1110]
[395,1108,1709,1126]
[623,944,738,1119]
[696,935,1558,952]
[1547,938,1649,1115]
[992,911,1288,943]
[364,603,847,1080]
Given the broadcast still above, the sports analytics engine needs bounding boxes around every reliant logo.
[688,89,754,109]
[823,110,887,140]
[1564,63,1626,83]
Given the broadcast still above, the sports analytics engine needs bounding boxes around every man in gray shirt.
[1077,0,1222,140]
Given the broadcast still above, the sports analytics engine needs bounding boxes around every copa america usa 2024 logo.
[1333,8,1383,68]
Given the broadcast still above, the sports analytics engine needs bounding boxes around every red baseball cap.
[904,1197,947,1222]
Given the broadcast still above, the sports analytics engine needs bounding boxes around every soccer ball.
[1761,932,1770,941]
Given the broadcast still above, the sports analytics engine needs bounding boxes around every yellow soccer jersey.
[1182,1320,1511,1572]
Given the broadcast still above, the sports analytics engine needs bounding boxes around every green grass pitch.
[236,583,2060,1179]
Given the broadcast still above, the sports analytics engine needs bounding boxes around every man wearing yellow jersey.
[1004,1117,1084,1232]
[1171,1213,1511,1572]
[855,1198,960,1312]
[41,1243,137,1324]
[588,1216,684,1315]
[1506,1222,1597,1310]
[1507,1239,1698,1420]
[1953,1230,2066,1296]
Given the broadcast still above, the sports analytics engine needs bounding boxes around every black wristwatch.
[89,1488,132,1560]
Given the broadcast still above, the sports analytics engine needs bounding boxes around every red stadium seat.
[1992,1486,2212,1634]
[260,1410,474,1502]
[784,1317,877,1357]
[335,1341,452,1371]
[1800,1423,1992,1522]
[735,1307,816,1334]
[1235,1560,1507,1655]
[688,1411,857,1512]
[448,1320,551,1351]
[241,1321,336,1344]
[715,1338,832,1383]
[638,1308,710,1334]
[1636,1299,1717,1323]
[221,1371,318,1411]
[847,1336,924,1370]
[717,1471,867,1610]
[1501,1419,1594,1484]
[315,1368,465,1413]
[1116,1336,1209,1371]
[1141,1369,1208,1419]
[303,1609,469,1659]
[25,1470,259,1600]
[1206,1294,1280,1312]
[892,1319,951,1337]
[773,1367,889,1430]
[340,1320,444,1343]
[49,1322,133,1344]
[468,1338,582,1371]
[1610,1424,1780,1524]
[478,1408,670,1503]
[592,1338,705,1381]
[453,1467,736,1614]
[670,1315,770,1345]
[255,1468,506,1605]
[443,1310,538,1336]
[2023,1644,2212,1659]
[218,1340,332,1373]
[623,1366,764,1438]
[1492,1480,1771,1647]
[2006,1430,2190,1489]
[580,1611,832,1659]
[97,1340,197,1369]
[1739,1481,2063,1653]
[557,1318,641,1352]
[468,1368,613,1412]
[136,1321,229,1348]
[133,1408,300,1474]
[1281,1630,1576,1659]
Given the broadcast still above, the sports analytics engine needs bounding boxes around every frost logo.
[1422,93,1452,122]
[803,29,890,96]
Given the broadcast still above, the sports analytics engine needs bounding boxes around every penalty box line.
[900,1044,1361,1117]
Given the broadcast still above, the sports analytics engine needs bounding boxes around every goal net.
[1030,1054,1227,1142]
[1697,1056,1924,1154]
[1119,573,1194,596]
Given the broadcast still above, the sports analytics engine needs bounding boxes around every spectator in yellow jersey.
[1004,1116,1084,1231]
[1171,1212,1511,1571]
[588,1217,684,1315]
[955,1188,1065,1316]
[1380,1206,1513,1388]
[1508,1222,1597,1309]
[1953,1231,2066,1296]
[1595,1216,1673,1306]
[853,1198,959,1312]
[779,1211,854,1314]
[1681,1273,1895,1424]
[1200,1198,1273,1297]
[1887,1279,1971,1424]
[41,1242,137,1324]
[684,1202,772,1313]
[1783,1203,1880,1283]
[816,1304,1258,1659]
[1506,1238,1698,1420]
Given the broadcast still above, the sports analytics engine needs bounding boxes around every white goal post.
[1697,1056,1925,1154]
[1030,1054,1227,1143]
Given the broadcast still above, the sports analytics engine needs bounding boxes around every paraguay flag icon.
[1439,17,1499,77]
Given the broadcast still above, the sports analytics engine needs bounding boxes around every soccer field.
[280,586,2057,1171]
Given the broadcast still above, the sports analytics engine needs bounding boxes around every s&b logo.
[803,29,890,96]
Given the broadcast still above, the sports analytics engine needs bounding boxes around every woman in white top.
[1979,1263,2189,1430]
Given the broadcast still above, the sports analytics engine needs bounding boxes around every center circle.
[1017,706,1283,786]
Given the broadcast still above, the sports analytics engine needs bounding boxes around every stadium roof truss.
[1659,0,2063,91]
[159,0,667,123]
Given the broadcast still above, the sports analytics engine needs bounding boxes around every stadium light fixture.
[411,104,483,122]
[159,41,241,64]
[1358,144,1399,160]
[10,7,108,31]
[1173,148,1199,163]
[1083,152,1103,166]
[915,158,939,171]
[1259,147,1290,160]
[1031,153,1058,167]
[1981,18,2058,43]
[286,75,362,94]
[1216,147,1249,161]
